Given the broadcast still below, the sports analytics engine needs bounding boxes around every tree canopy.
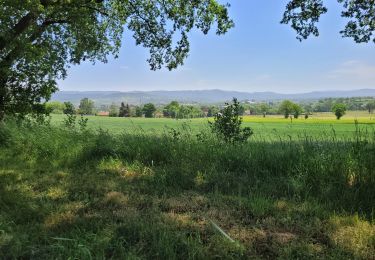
[332,103,347,119]
[79,98,94,115]
[0,0,233,119]
[119,102,131,117]
[279,100,295,118]
[143,103,156,118]
[63,101,75,115]
[0,0,373,119]
[281,0,375,43]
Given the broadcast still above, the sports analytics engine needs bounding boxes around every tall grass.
[1,119,374,214]
[0,119,374,258]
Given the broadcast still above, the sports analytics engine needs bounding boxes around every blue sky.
[58,0,375,93]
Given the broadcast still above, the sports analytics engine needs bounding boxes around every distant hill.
[51,89,375,106]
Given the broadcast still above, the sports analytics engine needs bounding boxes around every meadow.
[0,113,374,259]
[51,111,375,141]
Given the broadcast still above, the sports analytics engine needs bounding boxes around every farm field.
[51,111,375,141]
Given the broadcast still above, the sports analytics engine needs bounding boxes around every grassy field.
[0,118,374,259]
[51,111,375,141]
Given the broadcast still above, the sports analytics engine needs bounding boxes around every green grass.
[0,119,374,259]
[51,112,375,141]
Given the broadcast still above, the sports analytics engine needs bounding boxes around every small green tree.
[332,103,347,120]
[143,103,156,118]
[209,98,253,144]
[135,106,143,117]
[260,103,270,117]
[78,116,89,131]
[46,101,65,114]
[279,100,294,118]
[292,103,303,119]
[109,103,119,117]
[79,98,94,115]
[238,104,246,116]
[163,101,180,118]
[365,101,375,114]
[63,102,75,115]
[207,106,219,117]
[119,102,131,117]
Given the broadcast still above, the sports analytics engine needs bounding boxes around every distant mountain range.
[51,89,375,106]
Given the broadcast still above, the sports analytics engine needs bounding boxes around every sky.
[58,1,375,94]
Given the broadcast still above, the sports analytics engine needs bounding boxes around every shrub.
[209,98,253,143]
[332,103,347,120]
[63,101,75,115]
[78,116,88,131]
[63,114,77,128]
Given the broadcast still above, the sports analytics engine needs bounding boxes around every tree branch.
[81,5,109,16]
[0,12,38,52]
[43,19,70,26]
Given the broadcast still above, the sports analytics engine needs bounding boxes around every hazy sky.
[58,1,375,93]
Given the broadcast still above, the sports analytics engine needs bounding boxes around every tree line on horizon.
[46,96,375,120]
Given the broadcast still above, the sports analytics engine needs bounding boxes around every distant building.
[245,100,256,104]
[97,111,109,116]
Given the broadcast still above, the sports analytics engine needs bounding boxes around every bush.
[63,114,76,128]
[332,103,347,119]
[209,98,253,143]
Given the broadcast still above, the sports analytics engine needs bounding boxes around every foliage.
[163,101,180,118]
[209,98,253,143]
[63,102,75,115]
[365,101,375,114]
[207,106,220,117]
[260,103,270,117]
[78,98,94,115]
[1,1,373,119]
[63,114,76,129]
[309,97,373,112]
[238,104,245,116]
[63,102,80,129]
[279,100,295,118]
[292,103,303,118]
[163,101,204,119]
[46,101,65,114]
[0,121,11,147]
[142,103,156,118]
[135,106,143,117]
[0,0,233,119]
[109,103,119,117]
[0,121,374,258]
[63,113,88,131]
[118,102,130,117]
[78,116,88,131]
[222,97,375,117]
[281,0,375,43]
[332,103,347,119]
[278,100,303,119]
[177,105,204,119]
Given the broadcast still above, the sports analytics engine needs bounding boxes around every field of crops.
[51,111,375,141]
